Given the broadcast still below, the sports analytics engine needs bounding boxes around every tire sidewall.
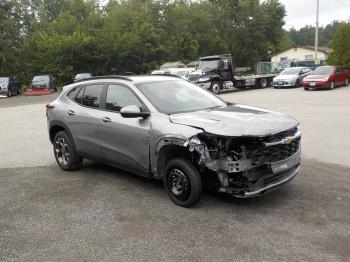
[330,81,335,90]
[53,131,81,171]
[210,82,221,95]
[164,158,202,207]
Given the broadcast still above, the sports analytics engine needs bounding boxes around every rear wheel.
[164,158,202,207]
[304,87,309,91]
[210,81,221,95]
[53,131,82,171]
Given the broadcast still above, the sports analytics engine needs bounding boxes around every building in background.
[271,46,333,64]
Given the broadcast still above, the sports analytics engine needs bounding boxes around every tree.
[327,23,350,68]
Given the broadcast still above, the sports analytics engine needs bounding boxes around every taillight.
[46,104,54,117]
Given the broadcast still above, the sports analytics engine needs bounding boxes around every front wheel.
[53,131,82,171]
[330,81,335,90]
[17,86,21,95]
[210,81,221,95]
[164,158,202,207]
[345,78,349,86]
[7,89,12,97]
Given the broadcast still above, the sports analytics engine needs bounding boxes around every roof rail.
[74,75,133,83]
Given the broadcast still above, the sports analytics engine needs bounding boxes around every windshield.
[199,59,219,69]
[75,73,92,79]
[0,77,9,85]
[312,67,334,75]
[136,80,227,114]
[32,75,50,83]
[280,68,301,75]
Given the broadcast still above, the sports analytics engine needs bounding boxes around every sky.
[279,0,350,29]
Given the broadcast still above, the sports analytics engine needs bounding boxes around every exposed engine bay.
[186,127,301,196]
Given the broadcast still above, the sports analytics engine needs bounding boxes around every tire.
[53,131,82,171]
[164,158,202,207]
[330,81,335,90]
[257,78,267,88]
[17,86,21,95]
[345,78,349,86]
[7,88,12,97]
[304,87,309,91]
[210,81,221,95]
[295,79,301,88]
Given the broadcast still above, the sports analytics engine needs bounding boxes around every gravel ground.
[1,87,350,261]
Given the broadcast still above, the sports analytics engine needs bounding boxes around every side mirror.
[120,105,150,119]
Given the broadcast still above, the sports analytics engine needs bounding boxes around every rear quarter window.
[67,86,82,100]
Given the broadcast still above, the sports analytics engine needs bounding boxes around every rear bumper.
[25,88,52,96]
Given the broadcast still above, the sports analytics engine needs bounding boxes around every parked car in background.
[30,75,57,91]
[303,66,350,90]
[74,73,93,82]
[0,76,21,97]
[273,67,312,88]
[47,75,301,207]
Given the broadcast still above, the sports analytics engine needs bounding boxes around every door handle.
[67,110,75,116]
[101,117,111,123]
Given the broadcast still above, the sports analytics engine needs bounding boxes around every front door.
[99,83,151,176]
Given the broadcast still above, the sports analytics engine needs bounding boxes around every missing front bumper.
[219,148,301,197]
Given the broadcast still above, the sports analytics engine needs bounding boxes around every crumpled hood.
[169,104,299,137]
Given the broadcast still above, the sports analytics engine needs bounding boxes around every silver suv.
[47,75,301,207]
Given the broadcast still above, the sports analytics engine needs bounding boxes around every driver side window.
[106,84,143,112]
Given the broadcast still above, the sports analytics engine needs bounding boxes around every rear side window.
[67,86,82,100]
[75,87,85,104]
[82,84,103,108]
[105,84,143,112]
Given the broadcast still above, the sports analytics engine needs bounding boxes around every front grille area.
[264,137,300,162]
[188,74,201,82]
[227,127,300,164]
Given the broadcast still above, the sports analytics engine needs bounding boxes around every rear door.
[98,83,151,176]
[65,84,105,161]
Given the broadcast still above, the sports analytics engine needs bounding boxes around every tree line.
[0,0,348,85]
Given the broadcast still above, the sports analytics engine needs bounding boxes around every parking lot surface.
[1,87,350,261]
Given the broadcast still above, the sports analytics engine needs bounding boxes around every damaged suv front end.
[186,126,301,197]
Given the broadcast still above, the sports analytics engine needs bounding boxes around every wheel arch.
[49,120,75,147]
[155,140,200,180]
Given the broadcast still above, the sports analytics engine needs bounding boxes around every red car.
[303,66,349,90]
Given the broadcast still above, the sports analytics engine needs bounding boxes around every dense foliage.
[285,21,348,48]
[1,0,348,85]
[327,24,350,69]
[1,0,286,84]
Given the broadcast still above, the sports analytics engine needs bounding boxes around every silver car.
[273,67,312,88]
[47,75,301,207]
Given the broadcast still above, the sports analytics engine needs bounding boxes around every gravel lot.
[1,87,350,261]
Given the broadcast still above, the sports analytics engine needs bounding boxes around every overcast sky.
[278,0,350,29]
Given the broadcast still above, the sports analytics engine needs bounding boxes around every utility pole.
[315,0,319,64]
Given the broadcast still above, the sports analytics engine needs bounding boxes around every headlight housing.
[198,77,210,82]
